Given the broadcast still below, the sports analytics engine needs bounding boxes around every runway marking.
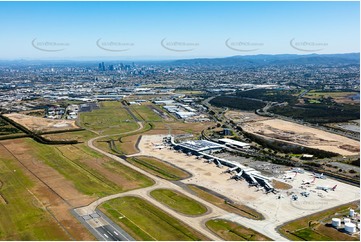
[103,224,128,241]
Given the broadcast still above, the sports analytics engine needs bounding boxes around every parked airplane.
[302,177,316,185]
[152,142,166,149]
[314,172,326,179]
[290,168,305,173]
[206,158,214,164]
[231,170,243,180]
[300,191,310,197]
[316,185,337,192]
[283,172,297,180]
[223,166,239,174]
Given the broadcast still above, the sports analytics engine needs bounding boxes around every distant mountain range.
[0,53,359,66]
[172,53,360,66]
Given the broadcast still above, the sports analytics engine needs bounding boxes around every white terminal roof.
[178,140,225,152]
[219,138,250,147]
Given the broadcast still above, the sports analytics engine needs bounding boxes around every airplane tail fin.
[332,185,337,191]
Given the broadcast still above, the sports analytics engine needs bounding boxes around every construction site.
[225,110,360,156]
[4,113,80,133]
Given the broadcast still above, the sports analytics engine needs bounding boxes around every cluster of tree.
[270,103,360,123]
[0,126,21,135]
[209,96,265,111]
[351,158,360,166]
[235,88,299,104]
[0,118,22,135]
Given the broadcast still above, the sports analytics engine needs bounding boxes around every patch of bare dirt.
[4,113,79,133]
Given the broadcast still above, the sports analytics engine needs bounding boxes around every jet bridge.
[215,159,223,168]
[232,170,244,180]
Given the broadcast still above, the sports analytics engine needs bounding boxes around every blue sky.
[0,1,359,60]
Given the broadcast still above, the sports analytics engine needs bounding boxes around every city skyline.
[0,1,359,60]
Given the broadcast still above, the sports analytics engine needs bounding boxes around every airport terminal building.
[175,140,225,154]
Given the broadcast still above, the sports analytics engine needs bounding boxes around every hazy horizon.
[0,52,360,63]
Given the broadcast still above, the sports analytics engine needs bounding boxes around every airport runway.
[73,209,134,241]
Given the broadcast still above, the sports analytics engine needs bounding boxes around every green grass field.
[94,122,152,155]
[174,90,204,95]
[27,139,121,197]
[100,122,139,136]
[26,139,153,197]
[150,189,207,216]
[206,219,272,241]
[79,101,137,133]
[291,228,331,241]
[0,145,70,240]
[304,91,358,99]
[62,143,154,191]
[102,160,154,189]
[42,130,97,143]
[100,196,209,241]
[279,201,359,241]
[130,104,164,122]
[127,156,190,180]
[187,185,264,220]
